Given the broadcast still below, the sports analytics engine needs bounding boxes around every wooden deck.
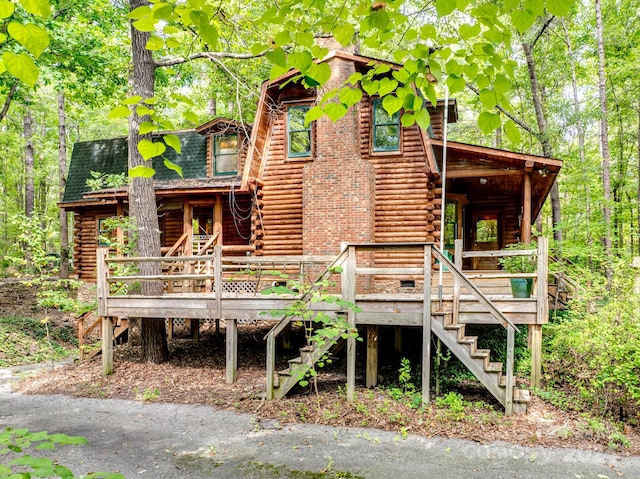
[95,240,549,415]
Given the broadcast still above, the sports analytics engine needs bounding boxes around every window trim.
[213,133,239,176]
[371,98,401,153]
[286,104,313,158]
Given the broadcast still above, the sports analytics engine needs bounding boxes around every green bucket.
[510,278,533,298]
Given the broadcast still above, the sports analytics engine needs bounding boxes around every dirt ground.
[4,280,640,457]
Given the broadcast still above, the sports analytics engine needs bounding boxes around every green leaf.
[138,139,166,160]
[0,1,15,18]
[2,52,38,87]
[338,87,363,107]
[361,79,379,96]
[266,47,286,68]
[435,0,456,17]
[381,94,402,116]
[420,24,437,39]
[136,105,154,116]
[128,5,151,19]
[524,0,544,16]
[324,102,347,122]
[400,112,414,127]
[478,111,501,134]
[139,121,156,134]
[459,23,480,40]
[198,22,218,49]
[0,60,5,75]
[503,119,521,144]
[415,108,431,130]
[305,62,331,86]
[304,105,324,125]
[378,77,398,97]
[295,31,314,48]
[545,0,572,17]
[19,0,50,18]
[493,74,511,94]
[479,88,497,109]
[7,22,50,58]
[163,133,181,154]
[124,95,143,105]
[288,50,313,73]
[133,16,156,32]
[446,74,466,94]
[129,165,156,178]
[108,105,131,120]
[511,8,535,34]
[274,30,291,46]
[163,158,183,177]
[146,35,164,51]
[333,23,355,46]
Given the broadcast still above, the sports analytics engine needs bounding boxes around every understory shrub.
[544,266,640,419]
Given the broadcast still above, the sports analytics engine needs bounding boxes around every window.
[97,217,115,247]
[213,134,238,175]
[372,98,400,151]
[287,105,312,157]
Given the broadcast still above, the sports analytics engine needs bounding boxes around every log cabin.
[60,47,562,414]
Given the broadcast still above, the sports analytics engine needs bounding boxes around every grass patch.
[0,316,76,367]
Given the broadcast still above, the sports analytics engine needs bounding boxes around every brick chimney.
[302,54,375,256]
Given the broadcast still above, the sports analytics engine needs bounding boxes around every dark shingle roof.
[62,130,207,203]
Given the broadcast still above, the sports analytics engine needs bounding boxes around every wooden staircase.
[431,311,529,414]
[272,333,344,399]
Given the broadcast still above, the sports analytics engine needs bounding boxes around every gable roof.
[61,130,207,205]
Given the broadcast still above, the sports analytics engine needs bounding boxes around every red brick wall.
[303,56,376,256]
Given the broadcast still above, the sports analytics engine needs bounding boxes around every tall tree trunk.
[595,0,613,284]
[563,21,592,258]
[23,109,34,218]
[129,0,168,363]
[638,101,640,256]
[521,39,562,245]
[58,93,70,279]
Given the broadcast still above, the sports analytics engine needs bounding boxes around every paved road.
[1,366,639,479]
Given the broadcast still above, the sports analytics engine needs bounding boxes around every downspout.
[437,87,450,305]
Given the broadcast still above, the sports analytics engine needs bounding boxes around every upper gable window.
[372,98,400,152]
[287,105,312,157]
[213,133,238,175]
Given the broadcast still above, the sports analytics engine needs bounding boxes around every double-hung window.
[287,105,312,157]
[213,134,238,175]
[372,98,400,152]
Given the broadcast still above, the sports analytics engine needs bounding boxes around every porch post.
[521,172,532,243]
[214,195,223,244]
[422,244,433,405]
[343,244,357,402]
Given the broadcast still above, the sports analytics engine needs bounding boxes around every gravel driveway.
[2,365,640,479]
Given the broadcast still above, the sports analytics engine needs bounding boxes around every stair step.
[514,389,531,403]
[485,362,503,373]
[458,336,476,345]
[471,348,490,358]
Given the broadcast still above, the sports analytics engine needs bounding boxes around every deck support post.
[214,246,222,334]
[282,322,292,350]
[102,316,113,376]
[343,244,357,402]
[78,314,86,362]
[505,326,515,416]
[167,319,173,340]
[366,325,378,388]
[532,237,548,389]
[190,319,199,343]
[394,326,402,353]
[422,244,433,405]
[226,319,238,384]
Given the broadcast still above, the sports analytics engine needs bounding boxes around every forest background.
[1,0,640,426]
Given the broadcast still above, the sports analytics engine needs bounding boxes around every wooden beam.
[102,316,113,376]
[366,325,378,388]
[446,168,523,179]
[343,245,357,402]
[226,319,238,383]
[522,172,532,243]
[422,245,432,405]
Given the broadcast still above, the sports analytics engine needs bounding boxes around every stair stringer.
[431,315,508,408]
[273,333,345,399]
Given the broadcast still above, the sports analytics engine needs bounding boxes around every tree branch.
[465,82,538,137]
[154,50,266,68]
[529,15,555,49]
[0,82,18,123]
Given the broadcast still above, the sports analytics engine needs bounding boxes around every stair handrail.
[432,246,520,333]
[265,246,350,399]
[432,244,519,415]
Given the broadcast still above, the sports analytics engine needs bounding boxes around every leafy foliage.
[544,265,640,417]
[261,266,361,390]
[0,315,75,367]
[0,427,124,479]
